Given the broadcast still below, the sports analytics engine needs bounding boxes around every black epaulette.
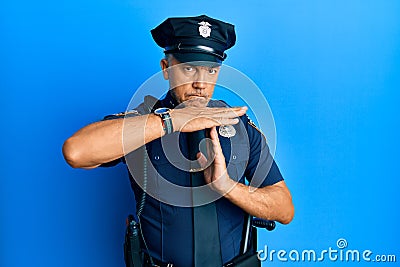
[111,110,140,117]
[246,115,267,140]
[144,95,159,113]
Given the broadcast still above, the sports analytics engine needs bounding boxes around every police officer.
[63,15,294,267]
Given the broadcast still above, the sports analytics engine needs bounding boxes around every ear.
[160,59,169,80]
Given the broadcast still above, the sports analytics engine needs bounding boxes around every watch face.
[154,107,170,115]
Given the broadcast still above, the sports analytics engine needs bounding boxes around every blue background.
[1,0,399,266]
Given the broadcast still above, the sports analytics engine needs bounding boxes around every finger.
[220,106,248,116]
[200,106,246,115]
[209,127,228,172]
[208,107,247,120]
[230,106,248,115]
[211,117,240,126]
[213,106,247,112]
[210,126,219,143]
[210,127,224,157]
[197,151,215,170]
[196,152,208,168]
[216,106,247,114]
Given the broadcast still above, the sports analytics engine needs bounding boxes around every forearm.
[63,106,247,169]
[62,114,163,169]
[223,180,294,224]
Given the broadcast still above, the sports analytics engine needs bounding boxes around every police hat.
[151,15,236,64]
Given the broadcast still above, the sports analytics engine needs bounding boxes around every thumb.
[196,152,208,169]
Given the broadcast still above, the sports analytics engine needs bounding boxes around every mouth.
[183,95,209,107]
[186,94,207,99]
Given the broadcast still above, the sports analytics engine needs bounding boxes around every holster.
[224,226,261,267]
[124,215,144,267]
[224,250,261,267]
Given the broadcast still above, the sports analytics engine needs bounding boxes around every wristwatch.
[154,107,174,135]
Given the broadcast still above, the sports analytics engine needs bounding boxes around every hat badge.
[198,21,211,38]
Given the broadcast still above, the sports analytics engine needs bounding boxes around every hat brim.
[170,52,222,66]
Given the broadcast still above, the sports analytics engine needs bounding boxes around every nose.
[193,69,207,90]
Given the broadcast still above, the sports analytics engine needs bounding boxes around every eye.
[183,66,194,72]
[208,68,218,75]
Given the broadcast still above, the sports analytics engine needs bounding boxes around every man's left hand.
[197,126,236,194]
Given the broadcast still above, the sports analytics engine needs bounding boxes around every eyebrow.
[182,64,219,70]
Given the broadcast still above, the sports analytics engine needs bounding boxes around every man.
[63,15,294,267]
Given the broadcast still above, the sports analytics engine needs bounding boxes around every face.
[160,55,220,105]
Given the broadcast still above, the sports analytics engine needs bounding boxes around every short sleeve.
[244,116,284,187]
[98,110,141,167]
[102,109,141,121]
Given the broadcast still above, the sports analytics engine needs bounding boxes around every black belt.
[143,253,174,267]
[143,252,259,267]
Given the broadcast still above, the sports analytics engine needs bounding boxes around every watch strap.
[161,113,173,134]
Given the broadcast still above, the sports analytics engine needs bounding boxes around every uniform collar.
[159,90,179,109]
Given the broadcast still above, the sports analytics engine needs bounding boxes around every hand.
[170,106,247,133]
[197,126,236,194]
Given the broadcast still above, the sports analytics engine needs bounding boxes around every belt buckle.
[151,262,173,267]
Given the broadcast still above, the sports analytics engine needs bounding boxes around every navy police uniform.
[101,15,284,267]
